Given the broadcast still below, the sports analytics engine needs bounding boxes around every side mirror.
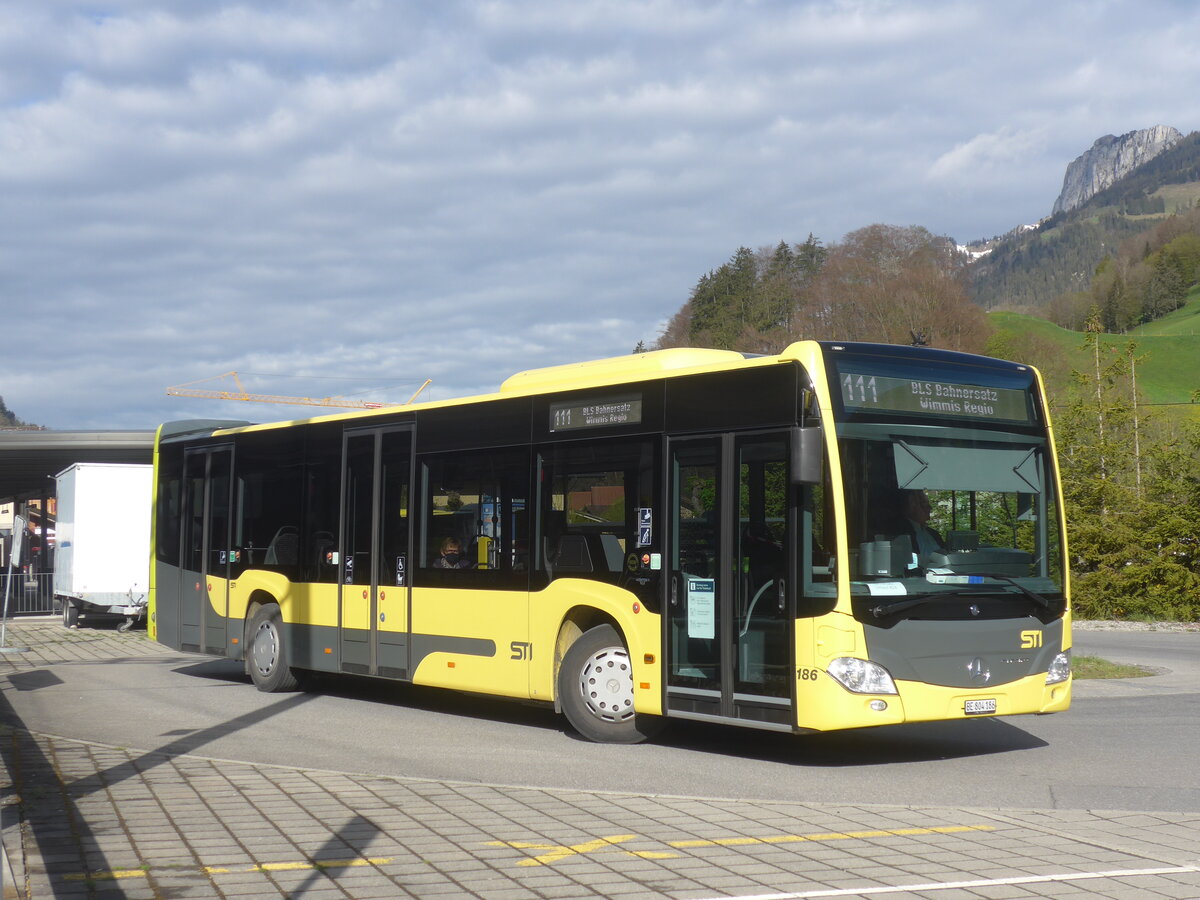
[791,425,824,485]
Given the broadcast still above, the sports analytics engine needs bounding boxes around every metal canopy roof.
[0,431,155,503]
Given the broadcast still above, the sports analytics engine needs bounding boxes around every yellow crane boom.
[167,372,431,408]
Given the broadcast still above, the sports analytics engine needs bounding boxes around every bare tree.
[807,225,989,352]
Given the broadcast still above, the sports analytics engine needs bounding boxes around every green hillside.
[1129,284,1200,336]
[987,308,1200,417]
[988,310,1079,347]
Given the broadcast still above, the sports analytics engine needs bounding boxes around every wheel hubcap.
[252,621,278,676]
[578,646,635,723]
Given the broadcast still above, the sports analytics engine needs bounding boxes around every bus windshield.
[837,425,1065,613]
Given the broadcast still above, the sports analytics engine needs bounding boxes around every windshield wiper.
[870,589,982,618]
[966,573,1055,611]
[869,576,1055,618]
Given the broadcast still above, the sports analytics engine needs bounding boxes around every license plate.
[964,698,997,715]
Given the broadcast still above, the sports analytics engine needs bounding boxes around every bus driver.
[899,489,946,558]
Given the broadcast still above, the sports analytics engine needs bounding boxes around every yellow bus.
[150,341,1071,743]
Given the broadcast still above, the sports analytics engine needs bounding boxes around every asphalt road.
[4,627,1197,813]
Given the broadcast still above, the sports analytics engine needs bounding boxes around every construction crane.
[166,372,431,409]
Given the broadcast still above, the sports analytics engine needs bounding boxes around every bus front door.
[666,432,795,729]
[339,426,413,678]
[180,445,232,655]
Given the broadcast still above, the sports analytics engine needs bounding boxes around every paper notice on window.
[687,578,716,639]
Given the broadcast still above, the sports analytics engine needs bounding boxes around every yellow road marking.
[669,824,994,849]
[67,868,149,881]
[71,823,997,880]
[67,857,395,881]
[209,857,393,874]
[486,833,679,867]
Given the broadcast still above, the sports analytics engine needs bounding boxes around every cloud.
[928,127,1049,184]
[1,0,1199,429]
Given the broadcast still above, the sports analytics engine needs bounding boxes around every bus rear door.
[180,445,232,655]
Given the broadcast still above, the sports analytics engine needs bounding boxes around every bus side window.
[799,447,838,613]
[232,435,305,580]
[417,448,530,589]
[302,427,342,584]
[537,438,660,610]
[155,455,183,567]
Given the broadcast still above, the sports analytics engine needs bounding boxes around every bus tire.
[246,604,300,693]
[557,624,662,744]
[62,599,79,629]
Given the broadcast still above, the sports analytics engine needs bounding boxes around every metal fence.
[0,572,57,616]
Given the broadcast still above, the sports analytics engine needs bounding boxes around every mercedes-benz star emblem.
[967,657,991,684]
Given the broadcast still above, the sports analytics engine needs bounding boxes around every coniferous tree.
[1056,317,1200,619]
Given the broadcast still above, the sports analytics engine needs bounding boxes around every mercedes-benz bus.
[150,341,1071,742]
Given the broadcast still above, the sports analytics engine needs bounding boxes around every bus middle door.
[339,426,413,678]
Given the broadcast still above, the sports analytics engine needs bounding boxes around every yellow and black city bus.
[149,341,1071,743]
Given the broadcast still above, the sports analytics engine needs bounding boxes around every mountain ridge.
[968,128,1200,311]
[1052,125,1182,215]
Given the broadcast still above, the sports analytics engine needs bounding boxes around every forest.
[1046,207,1200,332]
[654,226,991,356]
[648,223,1200,621]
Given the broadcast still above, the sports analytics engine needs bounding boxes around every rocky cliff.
[1051,125,1182,215]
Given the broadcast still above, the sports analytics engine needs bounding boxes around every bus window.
[231,436,304,580]
[155,451,183,567]
[799,469,838,608]
[417,448,530,589]
[303,426,342,584]
[539,438,660,608]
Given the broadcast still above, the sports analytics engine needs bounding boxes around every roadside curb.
[1,832,16,900]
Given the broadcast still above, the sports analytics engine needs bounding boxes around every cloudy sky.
[3,0,1197,429]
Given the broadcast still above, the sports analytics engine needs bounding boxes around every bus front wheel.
[246,604,300,693]
[558,624,661,743]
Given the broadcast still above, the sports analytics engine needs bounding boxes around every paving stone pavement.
[1,619,1199,900]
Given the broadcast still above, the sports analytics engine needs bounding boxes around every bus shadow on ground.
[656,715,1047,766]
[171,657,1045,765]
[0,673,320,897]
[171,658,567,733]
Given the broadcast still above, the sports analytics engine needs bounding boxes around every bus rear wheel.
[558,624,662,743]
[246,604,300,693]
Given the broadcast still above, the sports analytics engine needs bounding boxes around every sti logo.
[1019,630,1043,649]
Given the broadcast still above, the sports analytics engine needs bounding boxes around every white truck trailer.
[54,462,152,630]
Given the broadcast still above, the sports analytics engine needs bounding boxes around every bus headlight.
[827,657,898,695]
[1046,650,1071,684]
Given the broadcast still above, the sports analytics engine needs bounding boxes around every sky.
[3,0,1198,430]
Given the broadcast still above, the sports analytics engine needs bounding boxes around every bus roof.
[197,345,801,437]
[189,340,1037,440]
[498,347,751,394]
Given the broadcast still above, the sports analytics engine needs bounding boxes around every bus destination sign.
[550,395,643,432]
[839,372,1031,422]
